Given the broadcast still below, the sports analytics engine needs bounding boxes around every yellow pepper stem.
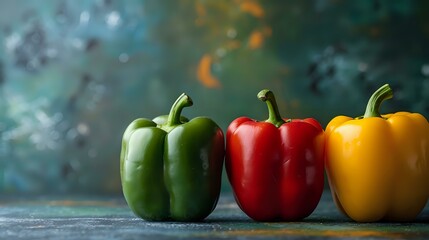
[363,84,393,118]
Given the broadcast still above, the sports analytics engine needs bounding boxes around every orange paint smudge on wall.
[248,30,264,49]
[248,26,272,49]
[197,54,221,88]
[240,1,265,18]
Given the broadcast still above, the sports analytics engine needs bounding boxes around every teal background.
[0,0,428,194]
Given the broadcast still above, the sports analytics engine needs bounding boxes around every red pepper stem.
[363,84,393,118]
[258,89,286,128]
[165,93,193,128]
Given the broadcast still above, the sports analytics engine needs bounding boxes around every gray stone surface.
[0,191,428,239]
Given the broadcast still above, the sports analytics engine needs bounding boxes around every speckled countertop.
[0,191,428,240]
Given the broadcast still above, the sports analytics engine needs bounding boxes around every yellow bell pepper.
[325,84,429,222]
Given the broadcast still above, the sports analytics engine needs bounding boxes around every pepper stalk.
[162,93,193,132]
[363,84,393,119]
[257,89,287,128]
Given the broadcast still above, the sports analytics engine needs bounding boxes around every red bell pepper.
[226,89,325,221]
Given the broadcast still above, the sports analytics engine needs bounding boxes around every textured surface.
[0,191,428,239]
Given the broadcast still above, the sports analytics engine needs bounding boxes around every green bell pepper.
[120,93,225,221]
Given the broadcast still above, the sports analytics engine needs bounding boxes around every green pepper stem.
[166,93,193,127]
[257,89,286,128]
[363,84,393,118]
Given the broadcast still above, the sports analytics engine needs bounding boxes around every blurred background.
[0,0,428,195]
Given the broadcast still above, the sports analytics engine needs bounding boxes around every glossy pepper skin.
[325,84,429,222]
[120,93,224,222]
[226,89,325,221]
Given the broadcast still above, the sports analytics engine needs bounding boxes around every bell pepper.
[120,93,225,221]
[325,84,429,222]
[225,89,325,221]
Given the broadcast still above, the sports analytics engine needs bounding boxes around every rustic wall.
[0,0,427,194]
